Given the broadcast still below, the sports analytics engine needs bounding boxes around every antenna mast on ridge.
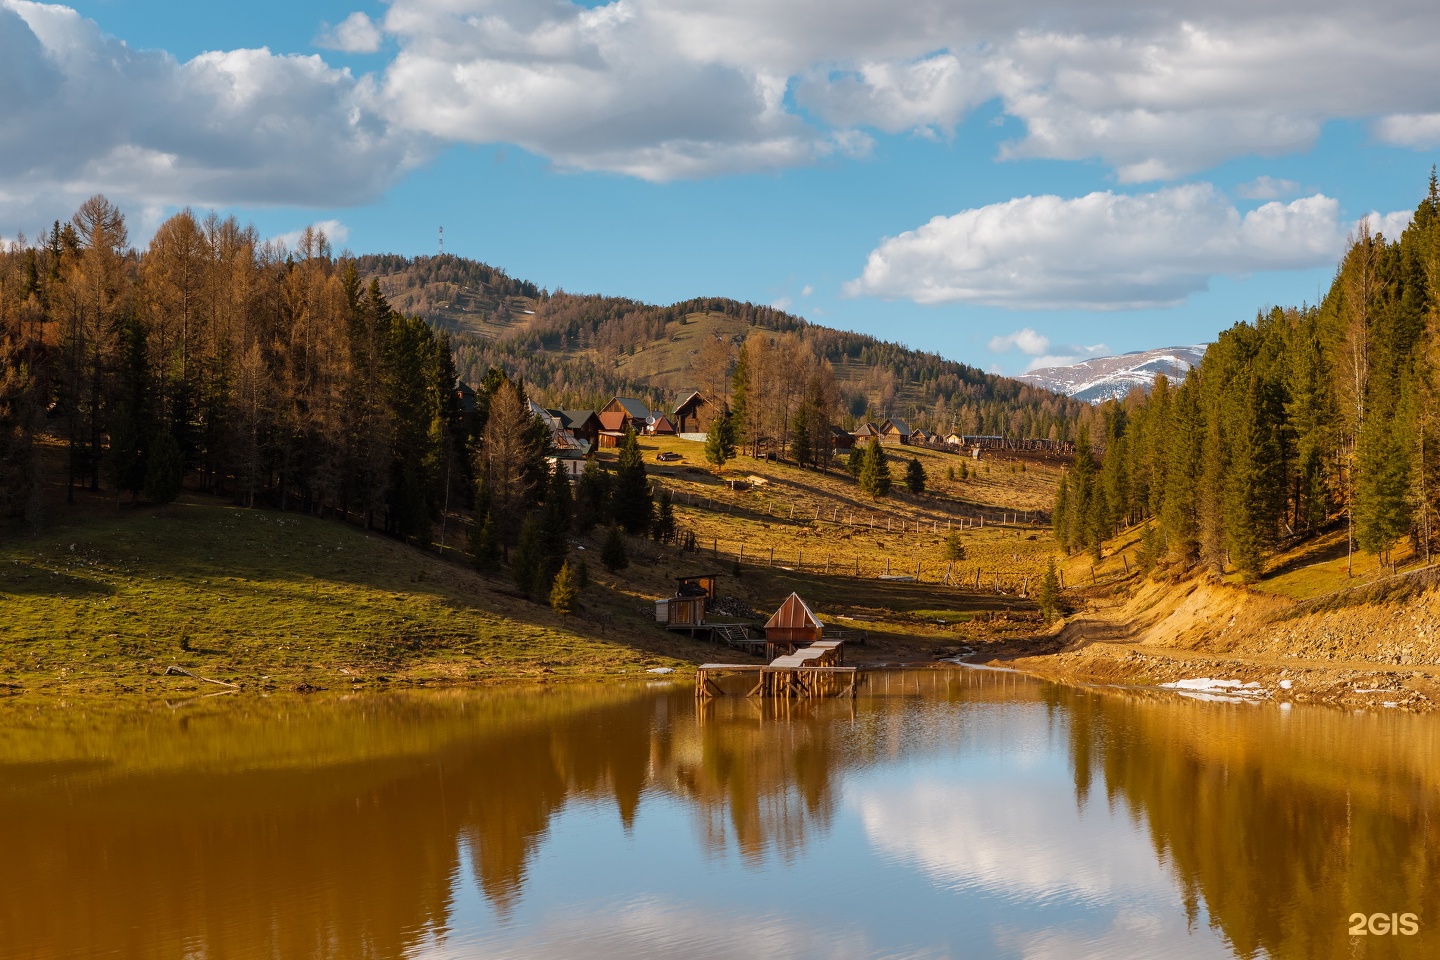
[438,225,444,257]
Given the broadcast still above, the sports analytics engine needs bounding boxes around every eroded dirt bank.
[985,575,1440,710]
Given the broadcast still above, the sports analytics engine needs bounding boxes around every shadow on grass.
[0,562,116,598]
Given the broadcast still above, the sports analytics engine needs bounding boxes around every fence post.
[770,546,775,567]
[713,538,718,557]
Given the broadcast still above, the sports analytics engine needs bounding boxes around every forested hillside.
[1054,172,1440,579]
[355,254,1085,438]
[0,197,1081,551]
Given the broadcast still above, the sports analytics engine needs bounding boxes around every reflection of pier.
[695,641,859,700]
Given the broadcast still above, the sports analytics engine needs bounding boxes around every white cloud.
[1236,176,1301,200]
[0,0,427,230]
[1024,349,1107,372]
[846,184,1379,311]
[271,219,350,254]
[771,296,793,310]
[988,328,1051,356]
[10,0,1440,216]
[1368,208,1414,240]
[801,284,814,297]
[315,12,383,54]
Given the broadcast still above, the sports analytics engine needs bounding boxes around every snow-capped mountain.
[1018,345,1208,404]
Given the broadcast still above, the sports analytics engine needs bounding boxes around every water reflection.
[0,672,1435,959]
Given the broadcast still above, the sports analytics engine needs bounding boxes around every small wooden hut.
[764,592,824,647]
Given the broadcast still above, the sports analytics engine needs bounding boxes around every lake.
[1,668,1435,959]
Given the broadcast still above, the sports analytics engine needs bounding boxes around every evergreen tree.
[144,431,184,504]
[612,427,652,534]
[575,457,610,534]
[1052,472,1072,554]
[601,525,628,571]
[550,560,577,614]
[859,441,892,499]
[905,457,926,494]
[847,446,864,478]
[652,486,677,543]
[470,511,501,573]
[1038,558,1061,623]
[704,411,735,470]
[107,314,152,502]
[511,512,545,598]
[1069,425,1099,559]
[792,404,813,467]
[538,462,572,587]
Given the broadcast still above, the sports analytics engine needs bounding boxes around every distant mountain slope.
[355,254,1087,438]
[1017,345,1208,404]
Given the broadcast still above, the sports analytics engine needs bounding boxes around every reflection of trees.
[0,685,869,956]
[1064,689,1440,960]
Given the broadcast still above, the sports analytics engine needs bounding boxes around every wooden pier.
[695,640,859,700]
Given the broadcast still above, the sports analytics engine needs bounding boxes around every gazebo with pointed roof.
[763,592,825,647]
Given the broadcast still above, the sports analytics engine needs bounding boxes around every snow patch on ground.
[1160,678,1268,702]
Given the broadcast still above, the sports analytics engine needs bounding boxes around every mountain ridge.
[1016,345,1208,404]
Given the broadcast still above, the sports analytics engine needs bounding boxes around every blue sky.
[6,1,1440,375]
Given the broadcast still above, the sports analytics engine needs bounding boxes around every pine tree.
[1052,472,1072,554]
[144,431,183,504]
[704,411,735,470]
[549,560,577,614]
[1038,558,1061,622]
[905,457,925,494]
[652,486,677,543]
[859,441,891,499]
[612,427,652,534]
[470,511,501,573]
[511,512,545,598]
[847,446,864,478]
[575,457,609,533]
[1069,425,1099,559]
[601,525,628,571]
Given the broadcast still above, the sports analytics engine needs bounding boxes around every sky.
[4,1,1440,375]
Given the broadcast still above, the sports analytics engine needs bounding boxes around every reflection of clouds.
[418,898,944,960]
[855,776,1168,902]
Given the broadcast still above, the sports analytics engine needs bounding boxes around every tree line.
[1054,173,1440,580]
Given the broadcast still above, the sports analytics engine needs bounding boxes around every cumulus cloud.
[845,184,1382,310]
[988,328,1051,356]
[271,219,350,253]
[10,0,1440,215]
[315,12,383,54]
[1235,176,1301,200]
[351,0,1440,181]
[0,0,427,229]
[374,0,864,181]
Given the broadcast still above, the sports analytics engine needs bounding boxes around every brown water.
[1,669,1436,959]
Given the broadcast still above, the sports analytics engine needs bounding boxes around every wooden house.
[764,592,824,647]
[943,432,966,449]
[556,410,601,447]
[602,397,652,428]
[879,418,912,445]
[851,422,880,445]
[648,414,677,436]
[664,595,707,628]
[673,391,724,436]
[829,425,855,451]
[910,427,930,444]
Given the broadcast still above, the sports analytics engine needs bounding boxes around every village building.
[829,425,855,452]
[879,418,912,445]
[554,410,601,447]
[851,422,881,445]
[672,391,725,439]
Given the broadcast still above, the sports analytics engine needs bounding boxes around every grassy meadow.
[0,435,1063,698]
